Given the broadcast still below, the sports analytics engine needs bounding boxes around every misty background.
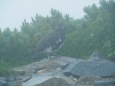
[0,0,99,30]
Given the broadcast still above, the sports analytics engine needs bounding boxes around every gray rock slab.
[36,77,71,86]
[12,56,76,75]
[63,60,115,77]
[22,72,76,86]
[22,73,53,86]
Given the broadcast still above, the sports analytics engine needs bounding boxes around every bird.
[32,26,65,59]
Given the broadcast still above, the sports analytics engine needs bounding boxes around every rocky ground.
[0,55,115,86]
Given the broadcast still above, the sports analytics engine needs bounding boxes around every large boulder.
[63,60,115,78]
[12,56,75,76]
[36,77,71,86]
[22,73,76,86]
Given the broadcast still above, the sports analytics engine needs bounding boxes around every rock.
[55,68,62,72]
[37,69,48,75]
[14,75,23,81]
[22,75,32,82]
[78,76,102,85]
[14,70,25,76]
[63,60,115,78]
[0,83,3,86]
[5,74,15,82]
[5,80,22,86]
[0,77,6,81]
[72,83,96,86]
[78,76,102,82]
[44,63,61,71]
[52,56,76,66]
[15,80,22,86]
[36,77,71,86]
[94,80,115,86]
[88,51,104,61]
[22,73,53,86]
[0,83,2,86]
[11,56,75,76]
[22,72,76,86]
[4,74,24,86]
[5,81,16,86]
[0,77,6,85]
[8,57,115,86]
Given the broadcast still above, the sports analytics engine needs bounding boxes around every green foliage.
[84,4,99,21]
[0,0,115,75]
[0,60,11,75]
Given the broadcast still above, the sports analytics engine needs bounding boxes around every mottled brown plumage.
[33,27,65,58]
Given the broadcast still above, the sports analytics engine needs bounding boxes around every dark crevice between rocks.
[63,72,80,79]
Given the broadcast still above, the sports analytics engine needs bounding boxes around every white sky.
[0,0,100,30]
